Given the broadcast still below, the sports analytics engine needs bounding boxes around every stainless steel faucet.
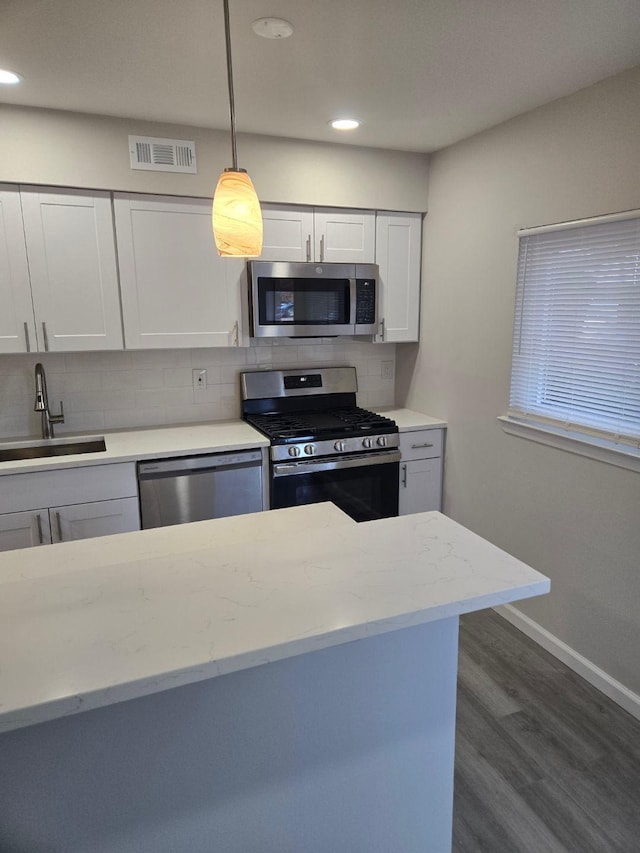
[34,362,65,439]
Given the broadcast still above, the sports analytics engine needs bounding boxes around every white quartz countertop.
[0,505,548,734]
[377,408,447,431]
[0,420,269,476]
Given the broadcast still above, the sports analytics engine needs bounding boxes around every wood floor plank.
[454,610,640,853]
[458,647,522,718]
[456,683,545,791]
[454,731,570,853]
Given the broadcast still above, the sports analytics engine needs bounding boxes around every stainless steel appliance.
[241,367,399,522]
[247,261,378,338]
[137,450,264,529]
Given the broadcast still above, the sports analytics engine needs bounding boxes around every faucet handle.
[50,400,65,425]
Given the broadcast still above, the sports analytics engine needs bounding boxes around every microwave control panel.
[355,279,376,324]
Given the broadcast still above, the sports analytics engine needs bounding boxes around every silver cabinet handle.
[24,322,31,352]
[401,463,407,488]
[42,321,50,351]
[230,320,239,347]
[411,442,434,449]
[320,235,325,262]
[305,235,311,262]
[54,511,63,542]
[379,317,385,341]
[35,513,44,545]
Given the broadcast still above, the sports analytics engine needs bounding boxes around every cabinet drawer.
[399,429,443,462]
[0,463,138,515]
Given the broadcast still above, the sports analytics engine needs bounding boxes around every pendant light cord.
[222,0,238,171]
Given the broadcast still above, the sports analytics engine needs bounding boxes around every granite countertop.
[0,505,548,734]
[376,408,447,431]
[0,409,446,477]
[0,420,269,476]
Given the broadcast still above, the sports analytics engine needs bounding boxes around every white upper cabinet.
[261,206,315,261]
[0,185,36,354]
[374,212,422,343]
[313,208,375,263]
[20,187,123,351]
[114,193,244,349]
[260,205,375,263]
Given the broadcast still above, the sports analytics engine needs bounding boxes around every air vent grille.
[128,135,197,173]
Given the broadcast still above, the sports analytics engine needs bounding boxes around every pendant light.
[212,0,263,257]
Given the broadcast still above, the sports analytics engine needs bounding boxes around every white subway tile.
[104,407,166,430]
[135,387,193,409]
[101,369,164,390]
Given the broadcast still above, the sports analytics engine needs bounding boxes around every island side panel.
[0,617,459,853]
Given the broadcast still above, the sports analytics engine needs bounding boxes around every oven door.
[271,450,400,522]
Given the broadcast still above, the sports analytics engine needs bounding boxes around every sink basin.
[0,435,107,462]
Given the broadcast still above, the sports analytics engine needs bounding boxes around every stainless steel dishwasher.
[137,450,264,529]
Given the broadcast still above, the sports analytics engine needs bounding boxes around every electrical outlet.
[192,368,207,391]
[382,361,394,380]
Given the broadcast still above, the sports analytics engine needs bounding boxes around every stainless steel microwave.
[247,261,378,338]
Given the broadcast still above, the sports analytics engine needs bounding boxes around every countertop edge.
[0,574,549,734]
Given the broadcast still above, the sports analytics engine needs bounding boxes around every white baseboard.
[494,604,640,722]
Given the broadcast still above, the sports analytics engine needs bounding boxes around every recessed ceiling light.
[252,17,294,39]
[0,69,22,85]
[330,119,360,131]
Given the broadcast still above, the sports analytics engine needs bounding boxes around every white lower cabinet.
[398,428,444,515]
[50,498,140,543]
[0,499,140,551]
[0,510,51,551]
[0,463,140,553]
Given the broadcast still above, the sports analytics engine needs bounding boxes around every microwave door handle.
[349,279,357,333]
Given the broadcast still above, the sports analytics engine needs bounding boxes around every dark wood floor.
[453,610,640,853]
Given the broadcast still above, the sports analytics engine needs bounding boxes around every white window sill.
[498,416,640,474]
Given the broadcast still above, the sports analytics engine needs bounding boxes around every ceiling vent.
[128,135,197,173]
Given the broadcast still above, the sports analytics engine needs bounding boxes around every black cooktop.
[245,407,397,443]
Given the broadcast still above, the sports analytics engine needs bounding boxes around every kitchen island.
[0,504,548,852]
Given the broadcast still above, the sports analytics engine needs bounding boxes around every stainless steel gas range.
[241,367,399,522]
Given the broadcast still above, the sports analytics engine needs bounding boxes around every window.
[507,211,640,450]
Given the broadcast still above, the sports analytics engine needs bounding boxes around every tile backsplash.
[0,339,396,438]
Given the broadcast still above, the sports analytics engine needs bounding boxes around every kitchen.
[1,1,640,850]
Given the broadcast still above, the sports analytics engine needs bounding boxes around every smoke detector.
[252,17,294,39]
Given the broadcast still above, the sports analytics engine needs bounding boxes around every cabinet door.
[375,212,422,343]
[398,458,443,515]
[314,209,375,263]
[50,497,140,543]
[115,194,244,349]
[0,510,52,552]
[260,205,314,261]
[20,187,123,351]
[0,186,37,354]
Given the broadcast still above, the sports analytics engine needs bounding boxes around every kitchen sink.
[0,435,107,462]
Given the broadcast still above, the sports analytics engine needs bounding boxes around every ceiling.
[1,0,640,154]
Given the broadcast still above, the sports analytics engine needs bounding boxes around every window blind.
[509,214,640,445]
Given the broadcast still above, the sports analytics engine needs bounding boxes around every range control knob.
[304,444,316,456]
[288,446,301,457]
[334,440,346,452]
[377,436,387,447]
[362,437,373,449]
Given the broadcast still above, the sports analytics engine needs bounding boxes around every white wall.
[0,105,429,212]
[0,340,396,438]
[397,66,640,695]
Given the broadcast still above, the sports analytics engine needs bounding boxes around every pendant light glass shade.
[213,0,263,257]
[213,168,263,257]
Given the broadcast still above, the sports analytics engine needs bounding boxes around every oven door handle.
[273,450,400,477]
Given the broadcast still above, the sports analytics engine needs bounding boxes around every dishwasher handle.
[138,449,263,477]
